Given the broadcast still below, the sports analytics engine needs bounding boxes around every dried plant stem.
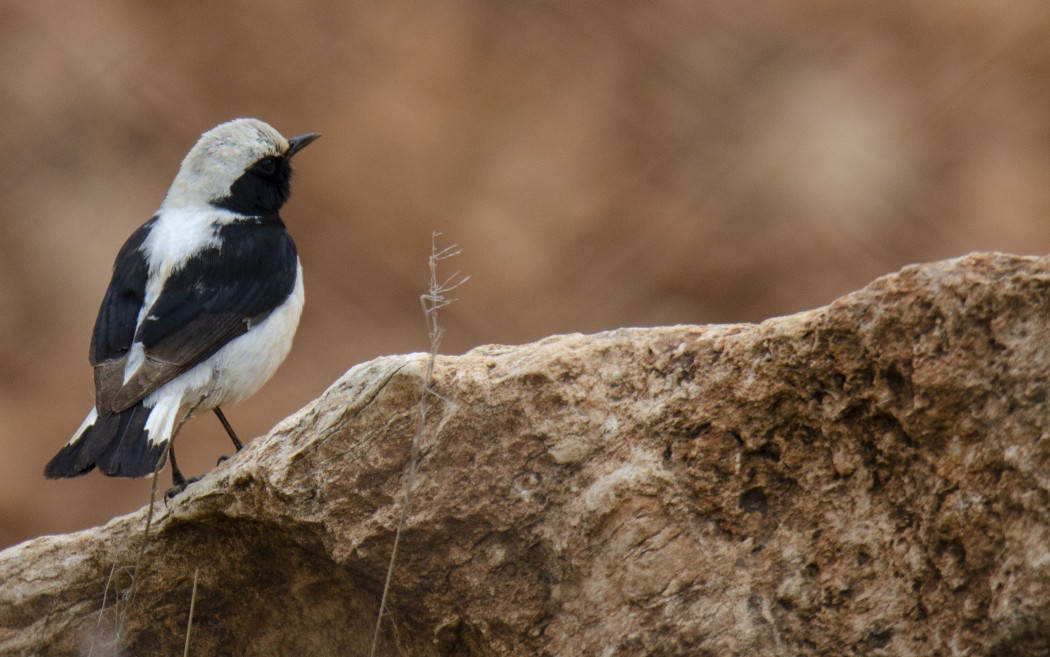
[118,405,196,639]
[183,568,200,657]
[369,233,467,657]
[120,464,161,624]
[85,562,117,657]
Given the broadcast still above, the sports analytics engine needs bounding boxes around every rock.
[3,252,1050,656]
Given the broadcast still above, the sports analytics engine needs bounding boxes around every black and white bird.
[44,118,318,489]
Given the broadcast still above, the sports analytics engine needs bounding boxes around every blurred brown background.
[3,1,1050,549]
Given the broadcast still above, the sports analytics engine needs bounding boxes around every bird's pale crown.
[162,118,289,210]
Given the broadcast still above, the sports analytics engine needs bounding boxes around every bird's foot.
[165,475,202,501]
[216,454,231,466]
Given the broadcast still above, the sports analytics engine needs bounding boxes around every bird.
[44,118,319,491]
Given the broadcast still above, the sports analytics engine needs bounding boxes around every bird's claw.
[164,485,184,502]
[164,476,201,501]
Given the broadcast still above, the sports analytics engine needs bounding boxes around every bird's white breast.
[205,260,305,406]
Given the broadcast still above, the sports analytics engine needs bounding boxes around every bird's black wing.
[90,217,156,411]
[108,217,298,412]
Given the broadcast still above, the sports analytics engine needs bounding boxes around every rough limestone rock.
[3,252,1050,656]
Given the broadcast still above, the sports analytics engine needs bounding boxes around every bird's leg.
[169,443,187,488]
[214,407,243,451]
[164,443,196,500]
[163,407,200,499]
[213,407,243,466]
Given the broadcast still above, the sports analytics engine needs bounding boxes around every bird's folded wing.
[90,218,154,414]
[108,313,255,412]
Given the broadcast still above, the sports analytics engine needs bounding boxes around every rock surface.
[3,252,1050,656]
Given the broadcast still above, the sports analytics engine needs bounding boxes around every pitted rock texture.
[2,252,1050,656]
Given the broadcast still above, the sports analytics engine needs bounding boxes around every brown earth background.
[3,1,1050,549]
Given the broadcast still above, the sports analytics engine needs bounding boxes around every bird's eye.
[256,157,277,175]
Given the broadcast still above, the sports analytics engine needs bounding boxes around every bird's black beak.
[286,133,321,158]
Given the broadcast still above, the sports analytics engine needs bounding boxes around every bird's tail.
[44,397,181,479]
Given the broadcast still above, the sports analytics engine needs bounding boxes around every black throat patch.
[212,155,294,215]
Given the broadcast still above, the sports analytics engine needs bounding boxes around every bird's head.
[162,118,319,215]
